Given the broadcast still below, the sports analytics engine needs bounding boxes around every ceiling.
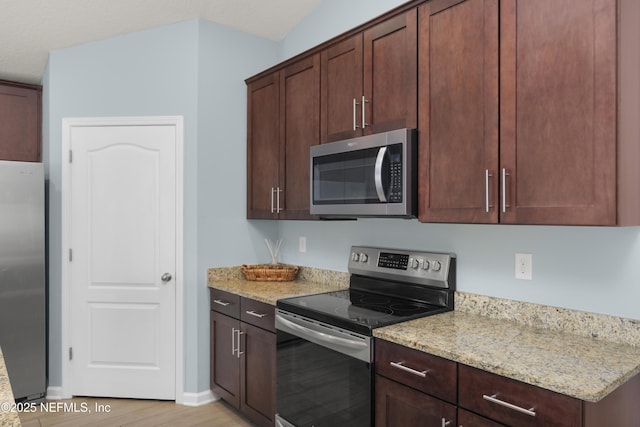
[0,0,321,85]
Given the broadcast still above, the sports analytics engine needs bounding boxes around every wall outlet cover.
[515,253,533,280]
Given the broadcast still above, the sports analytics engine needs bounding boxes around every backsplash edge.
[456,291,640,347]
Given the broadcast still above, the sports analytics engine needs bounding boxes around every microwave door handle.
[374,146,388,202]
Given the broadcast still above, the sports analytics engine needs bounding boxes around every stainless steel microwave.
[310,128,417,218]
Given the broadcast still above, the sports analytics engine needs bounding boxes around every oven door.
[275,310,372,427]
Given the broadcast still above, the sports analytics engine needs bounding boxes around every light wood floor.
[19,398,254,427]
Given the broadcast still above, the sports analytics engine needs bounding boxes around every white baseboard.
[46,386,217,407]
[181,390,218,407]
[46,386,64,400]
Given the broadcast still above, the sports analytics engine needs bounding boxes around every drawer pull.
[390,361,428,378]
[246,310,267,318]
[213,299,230,307]
[483,394,536,417]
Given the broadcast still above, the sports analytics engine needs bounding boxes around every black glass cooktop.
[277,289,449,335]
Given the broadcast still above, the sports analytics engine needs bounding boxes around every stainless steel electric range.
[275,246,456,427]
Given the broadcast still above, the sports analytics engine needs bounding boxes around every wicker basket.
[241,264,299,282]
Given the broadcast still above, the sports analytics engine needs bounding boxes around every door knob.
[161,273,172,282]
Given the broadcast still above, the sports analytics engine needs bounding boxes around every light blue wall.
[275,0,640,321]
[278,221,640,319]
[195,20,279,391]
[45,18,279,394]
[280,0,408,59]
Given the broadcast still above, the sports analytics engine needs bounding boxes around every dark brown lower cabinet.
[458,408,506,427]
[210,291,275,427]
[375,375,456,427]
[210,311,240,408]
[375,339,640,427]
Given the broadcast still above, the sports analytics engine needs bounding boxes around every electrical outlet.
[515,253,533,280]
[299,236,307,253]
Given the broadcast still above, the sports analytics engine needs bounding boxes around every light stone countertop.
[207,267,640,403]
[207,266,349,305]
[0,347,21,427]
[374,309,640,403]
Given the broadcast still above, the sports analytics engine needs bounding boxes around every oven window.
[277,330,372,426]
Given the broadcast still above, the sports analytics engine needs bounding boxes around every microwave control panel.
[388,147,403,203]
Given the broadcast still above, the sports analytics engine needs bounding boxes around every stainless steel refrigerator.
[0,160,46,401]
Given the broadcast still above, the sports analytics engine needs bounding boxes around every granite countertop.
[207,266,349,305]
[0,347,21,427]
[207,266,640,403]
[374,309,640,403]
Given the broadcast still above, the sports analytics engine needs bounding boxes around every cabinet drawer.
[241,298,275,332]
[210,289,241,318]
[375,339,456,404]
[459,365,582,427]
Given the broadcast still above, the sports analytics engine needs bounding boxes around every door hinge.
[69,150,73,163]
[69,248,73,262]
[69,347,73,361]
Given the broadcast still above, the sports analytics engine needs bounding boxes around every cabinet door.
[321,35,363,143]
[247,73,280,219]
[210,312,240,408]
[418,0,499,223]
[240,323,276,427]
[280,54,320,220]
[458,409,506,427]
[363,9,417,135]
[500,0,616,225]
[375,375,456,427]
[0,83,42,162]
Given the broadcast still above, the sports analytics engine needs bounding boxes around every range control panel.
[348,246,455,289]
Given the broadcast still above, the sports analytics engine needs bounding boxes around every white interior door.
[69,124,177,399]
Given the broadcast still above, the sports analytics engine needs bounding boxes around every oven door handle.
[277,315,367,350]
[276,313,371,362]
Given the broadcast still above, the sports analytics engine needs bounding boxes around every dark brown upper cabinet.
[321,9,418,144]
[419,0,640,226]
[418,0,499,224]
[499,0,618,225]
[246,55,320,219]
[0,81,42,162]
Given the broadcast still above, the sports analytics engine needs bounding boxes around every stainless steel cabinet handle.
[276,187,282,213]
[441,419,451,427]
[502,168,510,213]
[374,146,388,202]
[483,394,536,417]
[353,98,359,130]
[362,96,369,129]
[485,170,493,213]
[231,327,237,356]
[270,187,275,213]
[213,299,230,307]
[389,361,428,378]
[245,310,267,318]
[236,329,244,357]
